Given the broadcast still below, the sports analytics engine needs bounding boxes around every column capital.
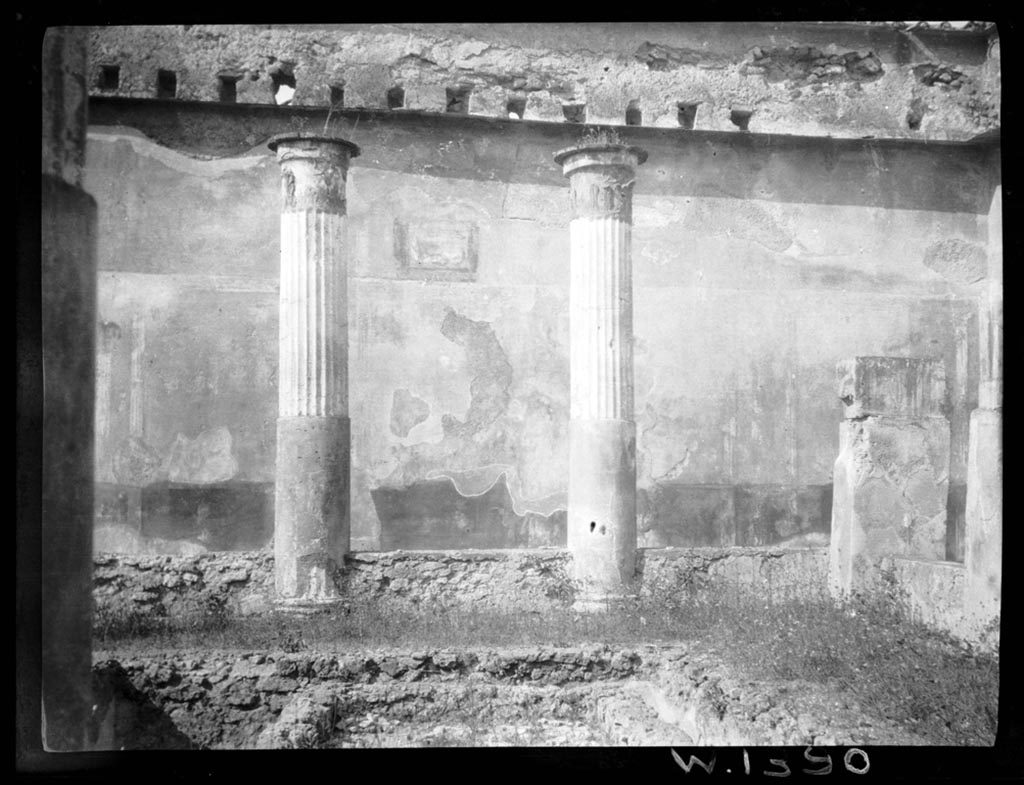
[554,142,647,220]
[268,133,360,213]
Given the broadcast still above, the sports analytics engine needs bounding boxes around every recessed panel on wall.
[393,218,479,281]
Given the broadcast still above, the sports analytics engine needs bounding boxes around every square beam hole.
[99,65,120,90]
[330,85,345,107]
[446,86,472,114]
[562,103,586,123]
[218,75,240,103]
[625,99,642,126]
[730,108,753,131]
[271,68,296,105]
[677,102,698,130]
[387,86,405,109]
[156,69,177,99]
[506,96,526,119]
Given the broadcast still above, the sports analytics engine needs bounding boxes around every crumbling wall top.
[86,22,1000,143]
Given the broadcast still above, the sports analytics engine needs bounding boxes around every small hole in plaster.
[506,96,526,119]
[218,76,239,103]
[589,521,596,533]
[677,102,698,130]
[730,109,753,131]
[562,103,586,123]
[156,69,176,99]
[330,85,345,107]
[625,99,642,126]
[99,65,120,90]
[446,85,472,114]
[387,86,405,109]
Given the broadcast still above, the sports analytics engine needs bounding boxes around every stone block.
[404,83,447,112]
[647,101,683,129]
[342,64,393,110]
[836,356,947,419]
[523,90,566,122]
[585,84,628,126]
[829,416,949,597]
[467,85,508,118]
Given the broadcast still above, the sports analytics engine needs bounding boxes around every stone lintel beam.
[556,142,646,610]
[270,134,359,605]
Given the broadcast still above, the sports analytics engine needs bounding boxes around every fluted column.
[269,134,359,604]
[555,142,647,610]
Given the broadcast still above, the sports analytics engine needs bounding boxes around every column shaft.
[556,143,646,608]
[569,217,633,419]
[270,134,359,604]
[279,210,347,417]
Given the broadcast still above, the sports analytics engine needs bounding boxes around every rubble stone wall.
[94,547,829,619]
[87,23,999,141]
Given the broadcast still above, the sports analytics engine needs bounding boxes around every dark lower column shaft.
[275,416,350,600]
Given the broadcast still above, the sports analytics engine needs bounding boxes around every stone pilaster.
[828,357,951,599]
[39,26,96,751]
[554,142,647,610]
[964,185,1002,641]
[269,134,359,605]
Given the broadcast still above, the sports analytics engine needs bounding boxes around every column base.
[273,597,348,616]
[964,407,1002,643]
[274,416,350,602]
[571,592,638,614]
[568,419,637,599]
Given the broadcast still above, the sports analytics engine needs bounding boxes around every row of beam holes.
[218,72,293,104]
[99,65,746,132]
[99,65,179,98]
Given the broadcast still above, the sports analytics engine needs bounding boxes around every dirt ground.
[91,637,942,749]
